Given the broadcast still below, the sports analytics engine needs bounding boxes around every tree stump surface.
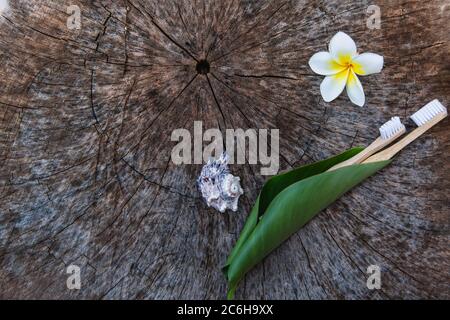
[0,0,449,299]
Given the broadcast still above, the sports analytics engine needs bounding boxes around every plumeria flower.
[309,31,384,107]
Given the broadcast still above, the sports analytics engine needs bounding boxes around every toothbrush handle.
[363,112,447,163]
[328,137,387,172]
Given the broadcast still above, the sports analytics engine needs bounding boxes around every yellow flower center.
[339,56,363,75]
[328,54,364,76]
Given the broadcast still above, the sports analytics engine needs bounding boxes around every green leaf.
[223,148,390,299]
[223,148,362,270]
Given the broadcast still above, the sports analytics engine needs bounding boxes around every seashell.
[197,152,244,213]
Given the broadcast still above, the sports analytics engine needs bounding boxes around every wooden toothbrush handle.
[328,137,385,172]
[363,112,447,163]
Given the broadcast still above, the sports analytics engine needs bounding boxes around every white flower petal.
[346,70,365,107]
[320,69,349,102]
[309,51,346,75]
[352,53,384,76]
[329,32,357,65]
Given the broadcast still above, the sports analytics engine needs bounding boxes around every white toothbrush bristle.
[410,99,447,126]
[379,116,405,140]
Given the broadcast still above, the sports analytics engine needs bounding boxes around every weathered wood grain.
[0,0,449,299]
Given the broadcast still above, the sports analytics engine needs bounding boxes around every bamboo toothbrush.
[328,116,406,172]
[363,99,447,164]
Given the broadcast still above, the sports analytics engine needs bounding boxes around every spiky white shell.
[197,153,244,213]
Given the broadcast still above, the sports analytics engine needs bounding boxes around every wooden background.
[0,0,449,299]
